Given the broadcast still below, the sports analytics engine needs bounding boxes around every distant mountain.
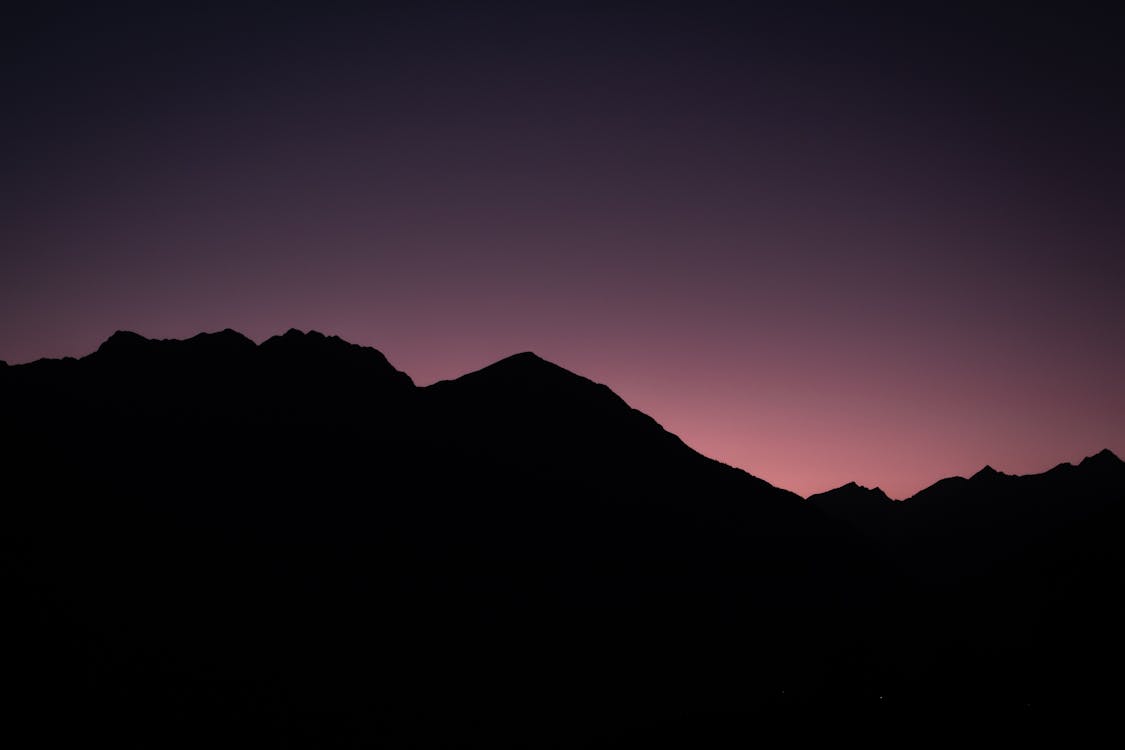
[807,481,898,539]
[2,329,1122,746]
[811,450,1124,577]
[807,480,894,510]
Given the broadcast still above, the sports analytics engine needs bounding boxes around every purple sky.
[5,3,1124,498]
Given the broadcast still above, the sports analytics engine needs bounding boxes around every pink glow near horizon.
[5,312,1119,500]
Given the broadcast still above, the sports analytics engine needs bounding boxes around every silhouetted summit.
[970,464,1006,481]
[4,328,417,428]
[1081,447,1123,469]
[256,328,415,416]
[91,328,257,362]
[429,350,627,411]
[428,348,653,442]
[473,349,560,373]
[2,328,1122,747]
[809,480,892,503]
[425,347,804,515]
[259,328,410,385]
[807,481,898,539]
[94,329,149,355]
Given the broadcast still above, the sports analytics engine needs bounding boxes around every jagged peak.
[78,329,412,386]
[970,465,1005,481]
[92,329,261,361]
[265,328,321,343]
[261,328,359,349]
[90,330,153,358]
[258,328,414,386]
[101,329,148,346]
[808,481,892,503]
[182,329,257,352]
[1080,448,1123,468]
[187,328,254,343]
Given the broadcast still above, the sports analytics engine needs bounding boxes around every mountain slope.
[3,329,876,746]
[1,329,1122,745]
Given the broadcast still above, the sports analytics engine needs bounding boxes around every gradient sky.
[5,2,1123,498]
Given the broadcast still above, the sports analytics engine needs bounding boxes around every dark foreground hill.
[2,330,1122,746]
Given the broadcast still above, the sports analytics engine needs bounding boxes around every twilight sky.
[5,2,1123,498]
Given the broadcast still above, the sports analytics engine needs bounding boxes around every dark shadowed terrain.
[2,330,1122,747]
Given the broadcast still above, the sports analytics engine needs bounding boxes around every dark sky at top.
[4,1,1123,497]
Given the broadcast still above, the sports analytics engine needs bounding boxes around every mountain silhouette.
[807,481,899,540]
[1,329,1122,746]
[808,480,894,507]
[810,451,1124,575]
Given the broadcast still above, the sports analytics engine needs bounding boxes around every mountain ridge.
[2,327,1123,745]
[6,328,1116,501]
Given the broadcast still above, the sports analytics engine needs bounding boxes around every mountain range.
[2,329,1122,746]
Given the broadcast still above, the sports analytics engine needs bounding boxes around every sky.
[4,2,1123,498]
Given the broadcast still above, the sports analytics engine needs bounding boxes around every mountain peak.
[452,350,584,387]
[1080,448,1123,469]
[491,351,556,370]
[261,328,357,350]
[425,350,641,436]
[267,328,324,344]
[970,465,1004,481]
[91,329,263,363]
[501,351,546,363]
[807,481,892,504]
[184,329,256,352]
[97,329,149,352]
[259,328,414,388]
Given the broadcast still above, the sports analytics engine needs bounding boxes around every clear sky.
[5,2,1123,498]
